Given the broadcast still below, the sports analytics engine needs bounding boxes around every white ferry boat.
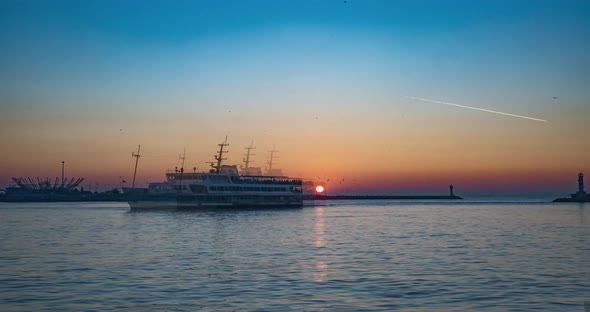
[124,139,304,210]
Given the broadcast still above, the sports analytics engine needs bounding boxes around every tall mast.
[179,148,186,170]
[131,145,141,188]
[61,161,65,185]
[242,140,255,170]
[210,136,229,173]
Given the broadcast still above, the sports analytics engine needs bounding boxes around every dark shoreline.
[1,194,463,203]
[312,195,463,200]
[552,197,590,203]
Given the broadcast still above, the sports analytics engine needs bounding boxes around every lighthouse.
[553,172,590,202]
[572,172,588,200]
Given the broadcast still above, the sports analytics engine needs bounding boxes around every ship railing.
[236,176,302,185]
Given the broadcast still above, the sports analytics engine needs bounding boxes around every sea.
[0,200,588,311]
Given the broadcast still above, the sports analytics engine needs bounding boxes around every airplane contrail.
[405,96,547,122]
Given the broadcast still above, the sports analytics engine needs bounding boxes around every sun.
[315,185,325,193]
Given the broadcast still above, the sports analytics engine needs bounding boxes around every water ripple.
[0,201,588,311]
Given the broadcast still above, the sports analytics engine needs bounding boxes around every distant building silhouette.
[449,184,454,197]
[554,172,590,202]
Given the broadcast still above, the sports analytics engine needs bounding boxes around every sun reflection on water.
[314,207,326,248]
[313,207,328,282]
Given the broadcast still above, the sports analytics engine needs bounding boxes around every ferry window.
[190,185,207,193]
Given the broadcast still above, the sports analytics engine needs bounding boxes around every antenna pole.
[131,145,141,188]
[61,161,65,185]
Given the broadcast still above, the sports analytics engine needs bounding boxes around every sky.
[1,0,589,197]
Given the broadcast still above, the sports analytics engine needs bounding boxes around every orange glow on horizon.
[0,110,588,196]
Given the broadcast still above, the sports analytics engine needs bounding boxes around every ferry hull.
[128,200,180,211]
[129,201,303,211]
[128,194,303,210]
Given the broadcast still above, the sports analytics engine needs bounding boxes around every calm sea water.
[0,200,588,311]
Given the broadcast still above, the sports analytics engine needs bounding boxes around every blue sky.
[2,0,589,111]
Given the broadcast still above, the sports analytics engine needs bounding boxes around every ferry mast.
[209,137,229,173]
[265,147,280,176]
[179,148,186,189]
[267,149,278,171]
